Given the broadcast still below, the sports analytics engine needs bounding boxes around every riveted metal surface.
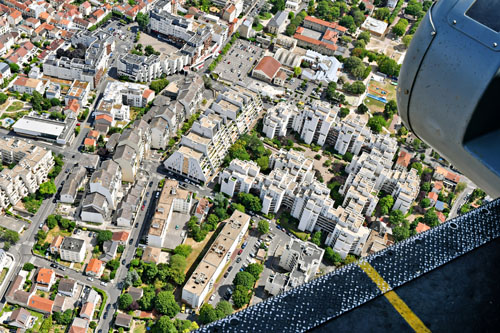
[197,199,500,333]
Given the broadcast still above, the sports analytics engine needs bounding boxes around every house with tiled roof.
[64,98,80,119]
[394,151,412,171]
[7,9,22,26]
[25,17,41,28]
[79,1,91,16]
[434,166,461,190]
[50,235,64,254]
[252,56,281,84]
[415,222,430,234]
[35,268,55,292]
[427,191,438,206]
[112,231,129,244]
[436,211,446,224]
[69,317,88,333]
[80,301,95,320]
[7,307,31,329]
[85,258,103,277]
[27,295,54,314]
[84,137,96,149]
[58,278,77,297]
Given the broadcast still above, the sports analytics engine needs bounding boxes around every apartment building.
[265,238,324,296]
[43,29,113,88]
[182,211,250,308]
[89,160,122,209]
[59,237,86,262]
[220,159,260,197]
[147,180,192,248]
[81,192,110,223]
[117,53,163,82]
[0,138,54,209]
[11,77,45,94]
[59,166,86,204]
[262,103,298,139]
[164,85,262,183]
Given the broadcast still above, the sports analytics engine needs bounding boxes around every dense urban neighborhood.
[0,0,487,332]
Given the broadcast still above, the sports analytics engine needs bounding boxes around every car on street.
[122,259,126,265]
[242,241,248,249]
[129,238,133,245]
[50,263,57,268]
[209,294,216,302]
[59,266,66,271]
[228,266,233,272]
[146,192,150,196]
[135,222,139,228]
[224,272,229,278]
[149,181,153,187]
[39,223,43,228]
[238,249,243,255]
[141,205,145,211]
[87,277,94,281]
[236,257,242,263]
[175,225,180,230]
[181,303,186,313]
[101,281,108,286]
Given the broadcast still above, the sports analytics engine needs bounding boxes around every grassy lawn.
[276,213,309,241]
[259,12,272,20]
[6,101,24,112]
[46,226,72,245]
[364,96,386,113]
[253,23,264,31]
[133,320,147,333]
[0,268,8,284]
[184,230,216,273]
[28,310,44,332]
[367,79,397,100]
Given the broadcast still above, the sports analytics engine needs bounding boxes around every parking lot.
[214,39,265,85]
[208,217,292,307]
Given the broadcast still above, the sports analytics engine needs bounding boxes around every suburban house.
[35,268,55,292]
[85,258,103,277]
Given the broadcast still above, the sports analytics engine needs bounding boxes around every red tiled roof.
[433,181,443,191]
[415,222,430,233]
[427,192,438,202]
[28,295,54,313]
[95,114,112,123]
[436,211,446,223]
[112,231,129,242]
[86,258,102,274]
[142,89,154,99]
[396,151,412,168]
[50,235,64,249]
[80,302,94,318]
[254,56,281,80]
[84,138,96,146]
[36,268,54,285]
[304,16,348,32]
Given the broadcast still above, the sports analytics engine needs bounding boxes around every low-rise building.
[60,166,86,203]
[182,211,250,308]
[59,237,86,262]
[85,258,103,277]
[35,268,55,292]
[81,192,109,223]
[11,77,45,94]
[147,180,191,248]
[12,114,77,145]
[58,278,77,297]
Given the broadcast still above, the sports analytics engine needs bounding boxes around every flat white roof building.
[361,16,389,37]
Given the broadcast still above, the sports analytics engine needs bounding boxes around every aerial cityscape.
[0,0,490,332]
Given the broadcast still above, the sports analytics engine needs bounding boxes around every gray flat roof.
[13,117,65,137]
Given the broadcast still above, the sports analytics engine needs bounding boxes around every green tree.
[410,162,423,176]
[392,19,409,36]
[237,193,262,212]
[294,66,302,77]
[149,78,169,94]
[310,231,322,246]
[405,0,423,17]
[420,198,431,208]
[138,290,155,311]
[9,63,19,73]
[199,303,218,324]
[393,223,411,242]
[53,309,73,325]
[153,315,178,333]
[245,263,264,280]
[3,230,19,244]
[374,7,390,20]
[39,180,57,197]
[377,56,400,76]
[215,300,233,319]
[256,155,269,170]
[40,315,52,333]
[402,35,413,48]
[97,230,113,245]
[136,12,149,30]
[344,81,365,94]
[47,215,58,229]
[339,15,356,33]
[325,247,342,265]
[232,203,246,213]
[232,285,251,309]
[23,262,35,271]
[143,263,158,283]
[174,244,192,258]
[257,220,269,234]
[119,293,133,310]
[384,100,398,119]
[155,291,180,317]
[357,104,368,114]
[455,182,467,194]
[367,115,386,133]
[285,23,297,36]
[421,182,431,192]
[357,31,371,44]
[378,195,394,215]
[233,271,255,289]
[339,107,350,118]
[0,93,7,105]
[423,209,439,227]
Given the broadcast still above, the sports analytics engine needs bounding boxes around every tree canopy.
[325,247,342,265]
[233,271,255,290]
[155,291,180,317]
[119,293,133,310]
[237,193,262,212]
[257,220,269,234]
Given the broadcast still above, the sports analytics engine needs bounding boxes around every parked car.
[129,238,133,245]
[50,263,57,268]
[228,266,233,272]
[87,277,94,281]
[101,281,108,286]
[135,222,139,228]
[238,249,243,255]
[146,192,150,196]
[224,272,229,278]
[209,294,216,302]
[141,205,145,211]
[236,257,242,263]
[149,181,153,187]
[242,241,248,249]
[122,259,126,265]
[39,223,43,228]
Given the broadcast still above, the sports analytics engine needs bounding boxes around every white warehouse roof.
[13,117,65,137]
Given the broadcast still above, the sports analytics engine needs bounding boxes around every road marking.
[358,260,431,333]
